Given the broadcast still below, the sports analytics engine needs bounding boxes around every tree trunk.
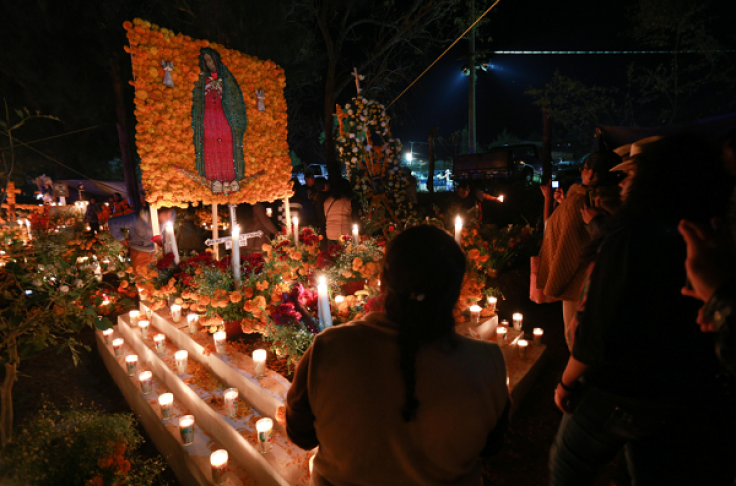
[541,102,553,184]
[1,341,18,449]
[111,56,141,212]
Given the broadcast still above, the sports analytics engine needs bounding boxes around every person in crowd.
[175,211,206,254]
[298,171,317,227]
[248,202,279,250]
[453,180,502,223]
[286,225,510,485]
[402,167,418,204]
[277,179,304,229]
[84,196,102,234]
[111,192,131,216]
[541,183,568,223]
[537,151,622,348]
[324,178,359,244]
[549,134,736,486]
[108,205,176,275]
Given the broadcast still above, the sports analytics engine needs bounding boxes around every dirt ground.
[9,268,619,486]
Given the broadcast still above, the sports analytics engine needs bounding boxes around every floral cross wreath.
[335,97,411,220]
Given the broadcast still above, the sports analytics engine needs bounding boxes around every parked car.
[296,164,329,184]
[453,144,544,183]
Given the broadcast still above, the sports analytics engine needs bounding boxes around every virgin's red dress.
[203,73,236,182]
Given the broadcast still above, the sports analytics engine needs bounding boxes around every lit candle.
[179,415,195,446]
[487,295,498,312]
[154,334,166,354]
[223,388,239,419]
[174,350,188,375]
[102,328,114,345]
[129,310,140,327]
[256,418,273,454]
[112,338,124,358]
[309,454,315,475]
[145,308,153,320]
[500,319,509,329]
[25,219,31,240]
[518,339,529,359]
[170,304,181,323]
[292,216,300,247]
[512,313,523,332]
[231,225,241,285]
[139,320,149,339]
[139,371,153,394]
[158,393,174,420]
[497,326,508,345]
[352,224,359,246]
[533,328,544,346]
[498,195,505,203]
[125,355,138,376]
[334,295,345,304]
[469,304,482,323]
[166,222,180,265]
[187,313,199,334]
[253,349,267,378]
[454,215,463,245]
[213,331,227,355]
[317,275,332,330]
[266,207,272,218]
[210,449,228,485]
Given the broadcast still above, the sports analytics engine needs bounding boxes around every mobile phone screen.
[551,181,560,189]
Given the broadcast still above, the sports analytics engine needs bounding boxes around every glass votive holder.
[253,349,267,378]
[179,415,195,446]
[500,319,509,329]
[223,388,239,419]
[102,328,114,345]
[129,310,140,327]
[469,305,482,323]
[187,313,199,334]
[210,449,228,485]
[497,326,508,345]
[112,338,124,358]
[518,339,529,359]
[214,331,227,355]
[158,393,174,420]
[487,295,498,312]
[256,418,273,454]
[171,304,181,323]
[125,355,138,376]
[139,320,149,339]
[154,334,166,354]
[174,350,188,375]
[512,313,523,332]
[145,308,153,320]
[139,371,153,394]
[533,328,544,346]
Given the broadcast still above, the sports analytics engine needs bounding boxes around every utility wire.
[387,0,502,108]
[0,124,108,152]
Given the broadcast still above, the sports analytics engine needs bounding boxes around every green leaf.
[95,316,113,331]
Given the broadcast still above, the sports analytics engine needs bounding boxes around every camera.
[551,180,560,189]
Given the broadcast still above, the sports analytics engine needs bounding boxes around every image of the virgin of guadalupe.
[191,48,248,193]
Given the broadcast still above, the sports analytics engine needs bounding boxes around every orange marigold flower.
[125,267,134,274]
[229,291,242,303]
[120,280,130,289]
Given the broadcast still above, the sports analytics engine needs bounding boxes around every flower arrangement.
[124,18,292,208]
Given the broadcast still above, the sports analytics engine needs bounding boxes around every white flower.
[352,147,358,153]
[74,279,84,288]
[347,110,353,115]
[59,285,70,293]
[117,271,126,278]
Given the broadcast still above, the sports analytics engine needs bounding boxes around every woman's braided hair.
[382,225,466,422]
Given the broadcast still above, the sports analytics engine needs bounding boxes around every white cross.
[205,231,264,250]
[351,67,364,94]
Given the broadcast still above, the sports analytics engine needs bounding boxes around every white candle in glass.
[158,393,174,420]
[469,305,482,323]
[174,350,188,375]
[102,328,114,345]
[154,334,166,354]
[187,313,199,334]
[138,320,149,339]
[166,222,180,265]
[454,215,463,245]
[231,225,241,285]
[253,349,267,378]
[179,415,195,446]
[256,418,274,454]
[317,275,332,329]
[292,216,300,247]
[223,388,239,418]
[139,371,153,394]
[145,308,153,320]
[533,328,544,346]
[129,310,140,326]
[112,338,124,357]
[512,313,523,332]
[214,331,227,355]
[170,304,182,323]
[518,339,529,359]
[498,195,505,203]
[487,295,497,312]
[25,219,31,240]
[125,355,138,376]
[352,224,359,245]
[266,207,272,218]
[210,449,228,485]
[497,326,508,345]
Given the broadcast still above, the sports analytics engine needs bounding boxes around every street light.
[405,152,413,163]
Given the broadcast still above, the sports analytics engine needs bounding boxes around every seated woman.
[286,225,510,486]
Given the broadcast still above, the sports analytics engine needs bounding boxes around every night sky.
[391,0,734,147]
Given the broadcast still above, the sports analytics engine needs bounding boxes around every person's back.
[299,313,507,486]
[324,179,355,241]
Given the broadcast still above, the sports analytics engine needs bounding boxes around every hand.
[580,204,604,225]
[554,384,573,414]
[678,218,736,303]
[696,306,717,333]
[553,187,565,204]
[540,182,552,199]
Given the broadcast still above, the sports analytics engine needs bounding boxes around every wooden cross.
[351,67,364,95]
